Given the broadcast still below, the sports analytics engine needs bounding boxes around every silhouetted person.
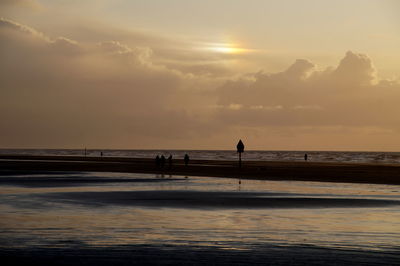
[160,155,166,168]
[304,153,308,161]
[184,154,190,166]
[100,151,103,157]
[155,155,160,168]
[168,154,173,169]
[236,139,245,168]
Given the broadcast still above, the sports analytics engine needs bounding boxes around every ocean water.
[0,171,399,265]
[1,148,400,164]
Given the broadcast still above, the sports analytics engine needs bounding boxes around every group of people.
[155,154,190,169]
[155,154,172,168]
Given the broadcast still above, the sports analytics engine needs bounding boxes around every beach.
[1,170,400,265]
[3,244,400,266]
[1,155,400,265]
[1,154,400,185]
[3,1,400,264]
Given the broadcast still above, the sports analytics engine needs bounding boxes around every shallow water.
[1,172,400,264]
[2,148,400,164]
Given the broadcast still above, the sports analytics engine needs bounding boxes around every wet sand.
[1,163,400,265]
[2,244,399,266]
[37,190,400,209]
[1,154,400,185]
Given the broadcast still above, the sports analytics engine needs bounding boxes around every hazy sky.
[1,0,400,150]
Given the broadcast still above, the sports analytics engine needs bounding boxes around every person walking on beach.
[168,154,173,169]
[236,139,245,168]
[304,153,308,161]
[184,154,190,166]
[155,155,160,168]
[160,155,166,168]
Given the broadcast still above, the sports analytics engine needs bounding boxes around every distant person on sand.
[184,154,190,166]
[160,155,166,168]
[100,151,103,157]
[155,155,160,168]
[168,154,172,169]
[304,153,308,161]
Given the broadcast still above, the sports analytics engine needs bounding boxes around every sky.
[1,0,400,151]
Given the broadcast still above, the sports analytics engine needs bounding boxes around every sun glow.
[202,43,250,54]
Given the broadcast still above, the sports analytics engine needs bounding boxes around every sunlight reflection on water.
[0,172,399,253]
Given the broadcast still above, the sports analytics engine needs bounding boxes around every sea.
[1,149,400,265]
[1,148,400,164]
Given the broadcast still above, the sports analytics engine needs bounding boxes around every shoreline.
[1,154,400,185]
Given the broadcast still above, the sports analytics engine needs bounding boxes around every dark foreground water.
[0,171,399,265]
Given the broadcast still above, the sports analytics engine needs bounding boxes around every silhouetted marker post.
[236,139,244,168]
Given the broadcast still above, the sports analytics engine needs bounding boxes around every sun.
[209,46,243,54]
[203,43,249,54]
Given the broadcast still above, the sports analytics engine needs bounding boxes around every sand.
[2,244,399,266]
[1,154,400,185]
[35,190,400,209]
[1,155,400,265]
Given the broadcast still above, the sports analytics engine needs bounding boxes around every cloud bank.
[1,18,399,150]
[215,51,399,128]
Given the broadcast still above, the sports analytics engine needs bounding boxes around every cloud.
[214,51,400,132]
[332,51,377,86]
[0,18,213,148]
[45,21,242,78]
[1,18,400,150]
[0,17,46,39]
[0,0,39,8]
[284,59,315,80]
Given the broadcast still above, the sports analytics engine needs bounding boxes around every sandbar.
[1,154,400,185]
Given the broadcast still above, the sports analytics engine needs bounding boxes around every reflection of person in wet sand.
[184,154,190,166]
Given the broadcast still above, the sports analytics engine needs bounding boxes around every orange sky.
[1,1,400,151]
